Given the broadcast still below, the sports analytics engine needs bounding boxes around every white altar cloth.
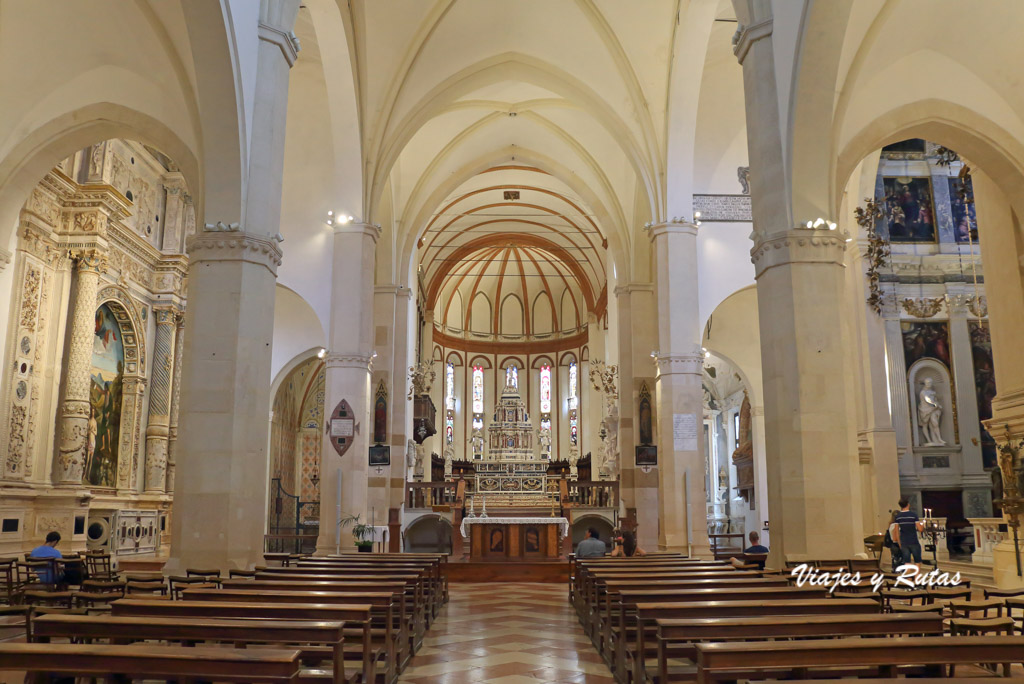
[460,516,569,539]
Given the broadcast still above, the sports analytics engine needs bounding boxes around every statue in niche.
[568,444,580,479]
[918,378,946,446]
[471,427,484,458]
[408,439,423,480]
[538,426,552,458]
[599,405,620,478]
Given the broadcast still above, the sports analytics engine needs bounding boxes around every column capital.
[653,349,703,377]
[325,352,374,371]
[750,228,849,279]
[613,282,653,297]
[644,220,698,242]
[186,229,283,275]
[334,221,382,244]
[71,247,108,274]
[152,305,178,326]
[733,18,773,65]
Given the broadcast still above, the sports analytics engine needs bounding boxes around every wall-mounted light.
[326,211,354,227]
[803,217,837,231]
[693,211,702,227]
[317,348,326,359]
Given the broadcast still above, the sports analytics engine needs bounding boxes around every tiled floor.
[398,582,614,683]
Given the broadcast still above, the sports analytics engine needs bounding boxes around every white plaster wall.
[271,285,326,383]
[698,223,756,327]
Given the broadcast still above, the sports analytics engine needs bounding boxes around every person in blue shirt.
[894,497,924,565]
[29,531,63,584]
[744,531,769,554]
[575,527,607,558]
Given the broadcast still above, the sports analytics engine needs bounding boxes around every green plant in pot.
[340,513,374,552]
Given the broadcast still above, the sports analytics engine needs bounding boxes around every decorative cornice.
[653,350,703,377]
[334,221,382,244]
[900,296,945,319]
[644,220,698,242]
[258,22,301,67]
[325,352,373,372]
[750,228,849,279]
[185,231,283,275]
[0,246,11,273]
[733,18,773,65]
[432,327,588,355]
[612,282,654,297]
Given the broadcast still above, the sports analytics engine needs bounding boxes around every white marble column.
[752,228,864,562]
[882,302,919,496]
[648,221,709,555]
[389,287,413,510]
[585,312,604,466]
[948,294,993,517]
[167,0,299,571]
[144,307,177,493]
[56,249,105,485]
[316,223,380,555]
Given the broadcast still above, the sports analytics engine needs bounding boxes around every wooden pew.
[222,579,421,662]
[183,587,402,681]
[694,635,1024,684]
[0,642,301,683]
[294,556,445,618]
[613,587,837,683]
[30,613,346,683]
[653,613,944,684]
[112,598,379,684]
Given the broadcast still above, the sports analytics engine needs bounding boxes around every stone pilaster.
[316,223,380,555]
[389,287,414,510]
[647,221,709,555]
[160,174,188,253]
[166,311,185,493]
[55,249,106,485]
[144,306,177,493]
[751,227,864,562]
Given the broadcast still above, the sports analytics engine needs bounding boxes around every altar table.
[460,517,569,560]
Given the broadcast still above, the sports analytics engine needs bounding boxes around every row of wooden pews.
[572,553,1024,684]
[0,551,447,683]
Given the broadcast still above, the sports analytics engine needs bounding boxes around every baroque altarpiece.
[0,140,193,557]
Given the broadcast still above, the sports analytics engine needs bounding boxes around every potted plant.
[340,513,374,552]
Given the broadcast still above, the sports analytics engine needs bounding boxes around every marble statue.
[409,439,424,480]
[918,378,946,446]
[470,427,484,458]
[443,444,454,479]
[538,426,552,458]
[600,405,620,478]
[568,444,580,479]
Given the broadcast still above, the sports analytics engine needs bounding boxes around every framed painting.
[882,176,936,242]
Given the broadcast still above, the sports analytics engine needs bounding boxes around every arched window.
[540,365,551,414]
[445,362,455,444]
[569,361,579,446]
[472,366,484,414]
[506,365,518,389]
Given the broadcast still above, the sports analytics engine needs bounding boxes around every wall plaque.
[327,399,358,458]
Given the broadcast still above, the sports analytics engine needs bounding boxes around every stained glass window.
[506,365,518,389]
[569,362,578,445]
[445,362,455,445]
[568,362,578,410]
[472,366,483,414]
[540,365,551,413]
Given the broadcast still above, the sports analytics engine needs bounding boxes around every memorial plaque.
[327,399,357,458]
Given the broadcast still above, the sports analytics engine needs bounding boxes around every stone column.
[167,0,299,572]
[948,294,993,517]
[144,306,177,493]
[55,249,105,485]
[751,227,864,562]
[389,287,413,511]
[166,311,185,493]
[882,301,919,497]
[585,312,604,465]
[316,223,380,555]
[648,221,709,555]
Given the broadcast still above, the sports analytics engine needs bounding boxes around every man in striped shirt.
[894,497,924,565]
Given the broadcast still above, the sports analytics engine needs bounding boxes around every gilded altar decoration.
[854,196,889,315]
[901,297,945,319]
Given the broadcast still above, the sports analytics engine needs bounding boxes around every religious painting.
[373,380,387,446]
[882,177,936,242]
[488,528,504,553]
[638,383,653,445]
[86,304,124,487]
[368,445,391,467]
[969,322,998,470]
[949,176,978,243]
[901,321,952,371]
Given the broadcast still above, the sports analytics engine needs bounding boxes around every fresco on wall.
[883,177,936,242]
[902,321,952,370]
[969,322,998,470]
[86,304,124,487]
[949,176,978,243]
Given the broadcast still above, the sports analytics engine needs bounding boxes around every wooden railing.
[709,532,745,560]
[564,479,618,508]
[406,481,461,509]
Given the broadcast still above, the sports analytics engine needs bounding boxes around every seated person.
[729,531,768,568]
[575,527,607,558]
[29,531,64,585]
[610,530,646,557]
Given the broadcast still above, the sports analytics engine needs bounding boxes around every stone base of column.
[56,400,90,485]
[144,432,169,494]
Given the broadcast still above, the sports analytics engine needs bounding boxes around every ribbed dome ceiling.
[422,166,607,339]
